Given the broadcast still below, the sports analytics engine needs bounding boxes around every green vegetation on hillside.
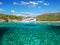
[0,12,60,21]
[36,13,60,21]
[0,14,23,20]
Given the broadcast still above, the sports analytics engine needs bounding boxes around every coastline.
[0,19,60,23]
[37,21,60,23]
[36,21,60,24]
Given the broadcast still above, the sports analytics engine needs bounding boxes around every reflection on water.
[0,22,60,45]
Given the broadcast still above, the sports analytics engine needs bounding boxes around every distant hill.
[0,14,23,21]
[0,12,60,22]
[36,12,60,21]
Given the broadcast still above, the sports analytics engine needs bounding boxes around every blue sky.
[0,0,60,16]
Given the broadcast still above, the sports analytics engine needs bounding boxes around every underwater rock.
[0,27,10,45]
[50,25,60,29]
[0,27,10,37]
[47,24,60,29]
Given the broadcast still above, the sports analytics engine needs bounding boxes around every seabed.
[0,22,60,45]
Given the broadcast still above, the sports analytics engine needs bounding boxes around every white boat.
[21,16,36,23]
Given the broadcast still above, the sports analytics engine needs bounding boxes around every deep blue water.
[0,22,60,45]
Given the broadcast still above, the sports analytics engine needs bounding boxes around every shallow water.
[0,22,60,45]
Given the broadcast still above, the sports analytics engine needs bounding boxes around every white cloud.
[21,1,28,6]
[29,1,38,7]
[20,1,38,7]
[44,3,50,6]
[10,10,15,13]
[13,2,18,5]
[0,9,5,12]
[0,2,3,5]
[13,1,50,7]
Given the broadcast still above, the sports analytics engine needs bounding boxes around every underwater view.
[0,22,60,45]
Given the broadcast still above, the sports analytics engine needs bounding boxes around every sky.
[0,0,60,16]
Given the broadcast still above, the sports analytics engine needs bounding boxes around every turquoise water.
[0,22,60,45]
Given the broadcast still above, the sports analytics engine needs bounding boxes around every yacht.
[21,16,36,23]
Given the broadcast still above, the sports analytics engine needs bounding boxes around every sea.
[0,22,60,45]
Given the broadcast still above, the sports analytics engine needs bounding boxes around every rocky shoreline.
[0,19,20,22]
